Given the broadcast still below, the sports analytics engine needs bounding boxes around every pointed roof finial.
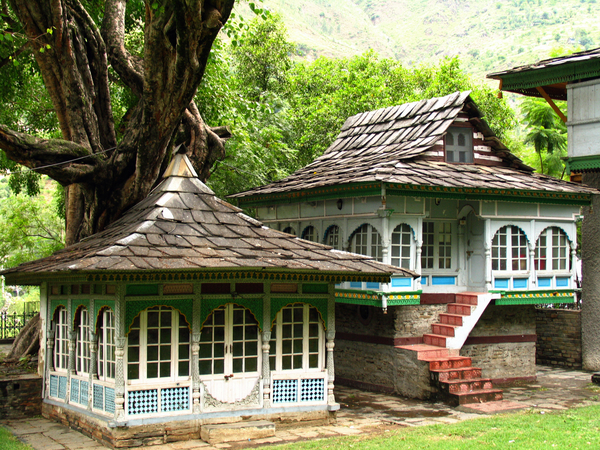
[163,144,198,178]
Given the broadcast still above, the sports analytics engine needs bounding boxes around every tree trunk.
[7,313,41,362]
[1,0,234,245]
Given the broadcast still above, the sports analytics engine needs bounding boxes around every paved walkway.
[3,366,598,450]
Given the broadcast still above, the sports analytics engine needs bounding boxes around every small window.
[535,227,571,271]
[492,226,528,271]
[302,226,318,242]
[445,127,473,163]
[324,225,342,250]
[391,224,412,269]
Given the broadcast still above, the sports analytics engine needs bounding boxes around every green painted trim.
[236,182,382,207]
[302,284,329,294]
[335,297,382,307]
[495,289,575,305]
[93,300,115,325]
[567,155,600,173]
[71,299,90,323]
[50,299,67,318]
[270,298,328,330]
[199,298,264,332]
[125,299,193,334]
[496,296,574,305]
[335,289,421,306]
[126,284,159,296]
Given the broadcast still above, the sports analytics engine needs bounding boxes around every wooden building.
[231,91,597,400]
[0,149,409,447]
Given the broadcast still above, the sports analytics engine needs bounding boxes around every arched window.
[269,303,324,372]
[492,226,528,271]
[127,306,190,381]
[391,224,412,269]
[324,225,342,250]
[75,307,91,375]
[53,306,69,371]
[97,308,116,380]
[535,227,571,271]
[283,226,297,236]
[302,226,318,242]
[350,224,382,262]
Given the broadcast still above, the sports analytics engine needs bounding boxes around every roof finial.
[175,143,188,155]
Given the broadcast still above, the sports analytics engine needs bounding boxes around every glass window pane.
[214,359,224,374]
[282,356,291,370]
[199,360,211,375]
[147,311,159,328]
[233,342,243,357]
[179,361,189,377]
[246,357,257,372]
[128,364,139,380]
[199,343,211,359]
[160,345,170,360]
[160,328,171,344]
[293,355,302,369]
[233,326,244,341]
[160,311,171,327]
[293,339,303,353]
[233,358,243,373]
[128,346,139,362]
[147,362,158,378]
[160,362,170,378]
[179,344,189,360]
[147,329,159,344]
[147,346,158,361]
[282,340,292,354]
[309,354,318,369]
[245,342,257,356]
[214,343,224,358]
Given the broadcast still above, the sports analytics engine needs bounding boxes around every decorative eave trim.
[566,155,600,173]
[4,268,392,286]
[335,289,421,306]
[494,289,575,305]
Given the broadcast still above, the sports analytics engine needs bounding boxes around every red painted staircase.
[398,292,503,406]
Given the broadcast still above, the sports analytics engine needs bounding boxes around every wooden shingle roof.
[231,92,597,202]
[1,150,412,284]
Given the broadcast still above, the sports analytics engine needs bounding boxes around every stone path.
[3,365,599,450]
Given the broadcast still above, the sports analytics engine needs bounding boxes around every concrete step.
[449,388,504,405]
[447,303,473,315]
[431,323,457,337]
[423,333,447,347]
[427,356,472,370]
[455,292,481,305]
[201,420,275,444]
[397,344,451,360]
[430,367,483,383]
[439,313,465,326]
[440,378,495,394]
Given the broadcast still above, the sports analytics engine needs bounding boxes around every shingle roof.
[231,91,597,200]
[1,150,412,283]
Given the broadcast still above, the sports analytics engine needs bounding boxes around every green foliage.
[0,426,32,450]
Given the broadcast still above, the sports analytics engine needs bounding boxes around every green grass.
[269,404,600,450]
[0,427,32,450]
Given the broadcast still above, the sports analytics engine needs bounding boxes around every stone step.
[431,323,457,337]
[455,292,480,305]
[427,356,472,370]
[430,366,483,382]
[439,313,465,326]
[440,378,495,394]
[397,344,451,360]
[200,421,275,444]
[449,388,504,405]
[447,303,473,315]
[423,333,447,347]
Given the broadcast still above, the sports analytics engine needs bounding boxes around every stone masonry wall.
[460,305,537,381]
[536,308,582,369]
[0,374,43,419]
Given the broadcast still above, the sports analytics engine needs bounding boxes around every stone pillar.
[581,174,600,370]
[326,290,336,406]
[262,291,272,408]
[191,293,201,413]
[114,289,126,420]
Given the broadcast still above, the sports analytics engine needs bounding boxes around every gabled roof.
[2,149,412,285]
[487,47,600,100]
[231,92,597,204]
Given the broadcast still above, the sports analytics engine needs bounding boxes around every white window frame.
[535,227,571,272]
[445,126,473,163]
[53,306,69,372]
[97,308,116,381]
[492,226,529,272]
[269,303,325,374]
[76,307,91,375]
[126,306,190,385]
[421,221,454,271]
[350,224,382,262]
[391,224,413,269]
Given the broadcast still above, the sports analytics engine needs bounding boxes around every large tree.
[0,0,235,245]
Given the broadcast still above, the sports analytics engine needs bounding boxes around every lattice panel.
[70,379,80,404]
[300,378,325,402]
[49,375,58,398]
[128,389,158,415]
[162,387,189,412]
[272,379,298,404]
[80,381,89,407]
[105,387,115,414]
[93,384,104,410]
[58,376,67,400]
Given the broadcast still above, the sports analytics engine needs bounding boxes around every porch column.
[262,291,272,408]
[326,288,336,406]
[114,289,126,421]
[67,298,75,403]
[484,219,492,290]
[529,245,536,289]
[415,216,423,290]
[571,242,578,297]
[45,329,55,398]
[191,293,201,413]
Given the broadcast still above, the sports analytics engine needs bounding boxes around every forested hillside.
[240,0,600,79]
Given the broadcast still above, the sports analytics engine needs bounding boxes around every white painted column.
[571,242,578,291]
[262,290,272,409]
[415,216,423,290]
[89,298,97,411]
[67,298,75,403]
[113,286,126,421]
[191,290,201,413]
[485,219,492,291]
[529,219,536,289]
[326,287,336,406]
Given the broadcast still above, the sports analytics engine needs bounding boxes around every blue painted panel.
[335,284,342,288]
[513,278,528,289]
[366,282,380,290]
[431,276,456,286]
[494,278,509,289]
[421,276,428,286]
[349,282,362,289]
[556,277,570,287]
[391,278,412,288]
[538,277,552,287]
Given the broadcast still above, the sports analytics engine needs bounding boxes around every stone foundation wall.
[0,374,43,419]
[461,305,537,381]
[536,308,582,369]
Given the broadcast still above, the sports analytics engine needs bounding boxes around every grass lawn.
[271,404,600,450]
[0,427,31,450]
